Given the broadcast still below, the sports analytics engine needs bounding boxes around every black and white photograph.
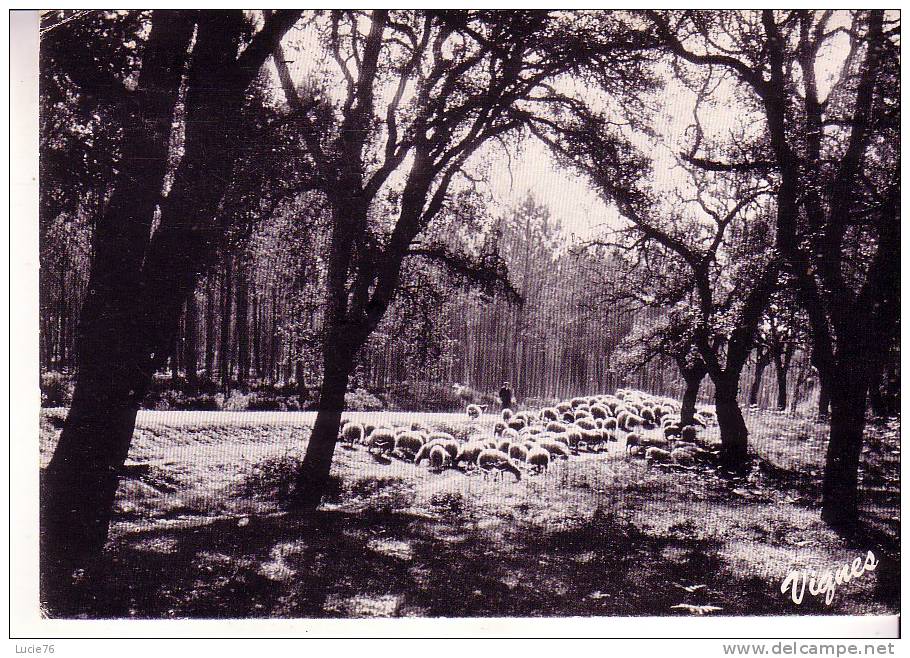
[17,7,901,632]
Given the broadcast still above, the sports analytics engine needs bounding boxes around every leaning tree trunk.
[40,11,195,604]
[821,369,869,531]
[293,340,356,510]
[41,10,300,607]
[713,374,749,468]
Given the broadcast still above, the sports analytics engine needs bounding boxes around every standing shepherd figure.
[499,381,514,411]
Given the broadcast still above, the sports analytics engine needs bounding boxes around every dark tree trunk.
[219,255,233,394]
[775,361,789,411]
[252,292,261,380]
[184,288,199,390]
[714,375,749,467]
[236,261,250,389]
[679,362,707,427]
[748,351,770,407]
[204,277,216,382]
[41,11,301,606]
[293,343,355,510]
[41,10,195,602]
[821,375,869,531]
[170,307,181,382]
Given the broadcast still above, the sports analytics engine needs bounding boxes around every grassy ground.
[39,407,899,619]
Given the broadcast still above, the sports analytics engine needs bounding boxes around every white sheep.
[476,448,522,481]
[340,422,365,446]
[366,428,396,455]
[466,403,483,419]
[645,447,672,463]
[429,444,451,471]
[527,447,551,473]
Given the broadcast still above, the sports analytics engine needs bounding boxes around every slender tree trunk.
[748,351,770,407]
[204,277,216,382]
[714,373,749,467]
[219,255,233,394]
[236,260,249,389]
[293,342,355,510]
[821,372,869,531]
[185,288,199,390]
[252,292,261,380]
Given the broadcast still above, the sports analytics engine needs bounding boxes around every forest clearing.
[38,403,899,619]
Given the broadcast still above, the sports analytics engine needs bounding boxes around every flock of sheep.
[338,388,719,481]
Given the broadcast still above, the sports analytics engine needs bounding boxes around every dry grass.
[39,407,899,619]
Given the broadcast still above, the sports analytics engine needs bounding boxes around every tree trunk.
[748,351,770,407]
[184,287,199,390]
[821,376,869,531]
[775,361,789,411]
[236,261,250,389]
[204,276,216,382]
[714,375,749,467]
[41,10,195,604]
[219,255,233,394]
[293,343,354,510]
[679,363,706,427]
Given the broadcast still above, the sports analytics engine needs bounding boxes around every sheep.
[454,440,488,468]
[623,414,644,431]
[565,427,583,448]
[502,408,514,422]
[574,409,592,420]
[663,423,682,439]
[541,407,560,422]
[640,435,671,450]
[466,403,483,419]
[502,427,520,441]
[496,438,513,454]
[537,438,571,459]
[625,432,641,455]
[615,410,630,429]
[575,417,597,431]
[366,428,396,455]
[556,402,572,414]
[509,443,529,462]
[340,422,365,446]
[411,420,431,433]
[476,449,522,481]
[670,447,696,466]
[645,447,672,463]
[579,428,606,451]
[546,421,568,434]
[640,407,655,424]
[590,404,609,420]
[602,417,618,432]
[570,397,587,409]
[415,438,459,464]
[493,420,507,436]
[692,413,708,427]
[363,423,378,438]
[507,418,527,432]
[562,411,576,423]
[429,444,451,471]
[426,431,455,444]
[527,447,551,473]
[681,425,699,442]
[394,431,426,459]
